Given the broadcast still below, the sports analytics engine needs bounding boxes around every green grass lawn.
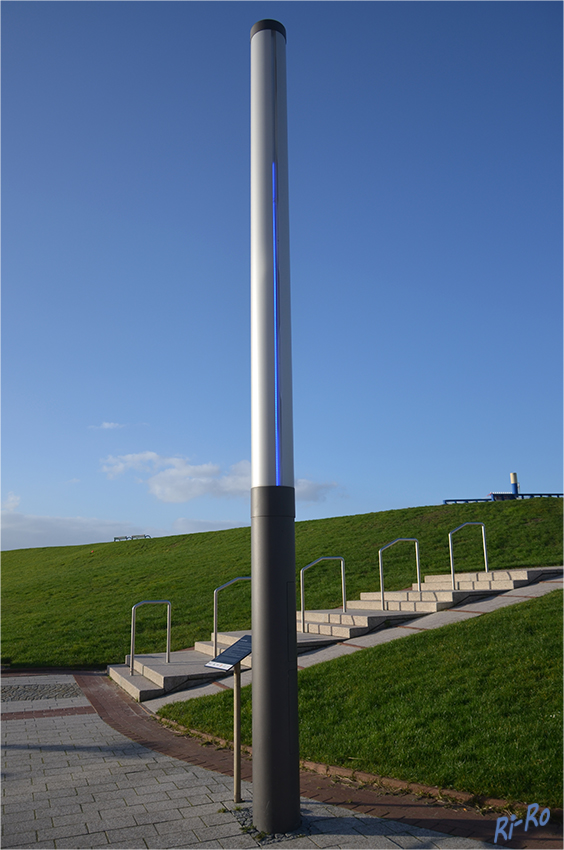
[2,498,562,668]
[158,590,563,809]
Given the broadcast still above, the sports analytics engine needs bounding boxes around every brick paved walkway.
[3,671,562,849]
[2,673,512,850]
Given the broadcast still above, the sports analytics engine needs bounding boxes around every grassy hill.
[159,590,563,808]
[2,498,562,668]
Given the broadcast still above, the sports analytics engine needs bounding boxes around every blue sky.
[2,1,562,550]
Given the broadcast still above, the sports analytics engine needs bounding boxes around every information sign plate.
[205,634,252,671]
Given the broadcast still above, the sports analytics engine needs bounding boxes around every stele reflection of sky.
[272,160,282,486]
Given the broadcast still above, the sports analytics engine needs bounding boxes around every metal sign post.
[250,19,300,834]
[206,636,252,804]
[233,661,242,803]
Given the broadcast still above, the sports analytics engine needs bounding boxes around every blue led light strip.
[272,161,282,485]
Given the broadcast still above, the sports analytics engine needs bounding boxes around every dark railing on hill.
[444,493,563,505]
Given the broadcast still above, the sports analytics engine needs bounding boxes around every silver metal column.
[250,19,300,834]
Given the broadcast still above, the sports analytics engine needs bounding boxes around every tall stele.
[250,19,301,834]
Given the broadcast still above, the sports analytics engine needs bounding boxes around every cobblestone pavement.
[1,674,500,850]
[3,682,84,702]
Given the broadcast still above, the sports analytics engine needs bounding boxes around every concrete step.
[351,598,453,613]
[107,666,165,702]
[296,608,425,636]
[194,629,339,657]
[417,579,528,592]
[110,630,342,700]
[353,592,461,612]
[413,567,563,592]
[193,630,251,658]
[108,647,221,702]
[358,590,469,603]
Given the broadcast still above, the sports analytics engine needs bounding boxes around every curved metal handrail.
[378,538,421,612]
[213,577,251,658]
[300,557,346,634]
[130,600,171,676]
[448,522,488,590]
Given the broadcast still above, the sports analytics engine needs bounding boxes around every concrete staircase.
[107,566,562,701]
[351,566,561,612]
[349,590,469,614]
[414,566,555,592]
[295,608,424,637]
[108,630,339,703]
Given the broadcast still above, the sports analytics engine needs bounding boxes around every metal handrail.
[378,538,421,612]
[448,522,488,590]
[300,557,346,634]
[213,577,251,658]
[130,600,171,676]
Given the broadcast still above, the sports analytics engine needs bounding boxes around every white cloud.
[0,511,251,551]
[101,452,249,503]
[0,512,161,551]
[102,451,163,478]
[295,478,338,502]
[1,492,21,512]
[171,517,249,534]
[148,459,251,503]
[102,451,338,505]
[89,422,125,430]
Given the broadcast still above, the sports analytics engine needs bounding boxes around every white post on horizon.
[250,19,301,834]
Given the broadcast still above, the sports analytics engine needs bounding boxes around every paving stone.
[81,797,128,813]
[46,776,90,789]
[430,838,497,848]
[179,800,230,817]
[323,836,400,848]
[36,822,92,842]
[182,792,213,805]
[166,784,211,799]
[138,795,188,813]
[54,834,110,848]
[194,820,251,842]
[1,809,49,826]
[51,812,91,828]
[1,780,35,795]
[2,798,51,815]
[105,802,148,817]
[154,814,206,834]
[350,818,407,836]
[218,835,261,848]
[87,813,139,832]
[104,823,160,844]
[307,831,356,848]
[149,833,202,849]
[310,816,363,835]
[132,807,184,825]
[405,825,456,838]
[203,809,244,826]
[206,788,239,802]
[2,816,53,835]
[129,789,177,806]
[2,838,51,850]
